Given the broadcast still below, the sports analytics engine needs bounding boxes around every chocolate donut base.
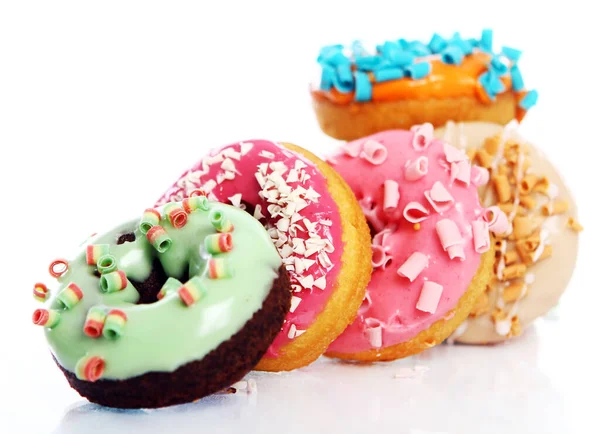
[55,265,291,409]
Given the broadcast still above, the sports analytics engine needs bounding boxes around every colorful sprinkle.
[428,33,447,54]
[100,270,128,293]
[205,233,233,255]
[320,64,335,90]
[57,283,83,309]
[510,65,524,91]
[502,46,522,62]
[189,188,207,197]
[86,244,110,265]
[354,71,372,102]
[32,308,60,328]
[75,355,105,382]
[96,254,117,274]
[164,203,188,229]
[405,62,431,79]
[374,67,404,83]
[490,55,508,75]
[209,209,234,233]
[178,276,206,306]
[83,306,107,338]
[103,309,127,340]
[441,46,464,65]
[519,90,538,110]
[139,208,161,234]
[208,258,233,279]
[33,283,49,302]
[49,259,69,278]
[406,40,430,57]
[157,277,183,300]
[182,195,209,213]
[146,225,172,253]
[480,29,493,52]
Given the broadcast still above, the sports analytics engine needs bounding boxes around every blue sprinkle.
[405,62,431,80]
[428,33,447,54]
[319,49,350,67]
[388,50,415,68]
[374,67,404,82]
[479,70,505,100]
[480,29,493,53]
[372,59,393,71]
[490,55,508,75]
[398,38,409,50]
[351,40,367,58]
[355,55,383,71]
[317,45,344,64]
[381,41,401,58]
[519,90,538,109]
[502,46,522,62]
[407,41,431,57]
[336,64,354,86]
[441,45,465,65]
[449,32,473,55]
[354,71,372,102]
[319,65,335,91]
[510,65,524,91]
[467,38,479,49]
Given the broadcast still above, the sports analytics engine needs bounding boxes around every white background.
[1,1,599,433]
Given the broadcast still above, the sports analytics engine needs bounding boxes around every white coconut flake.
[228,193,242,208]
[295,160,307,170]
[259,150,275,159]
[279,244,294,258]
[299,275,314,289]
[290,296,302,313]
[201,179,217,192]
[286,169,299,183]
[314,276,326,290]
[254,204,265,220]
[240,141,254,156]
[276,218,290,232]
[288,324,297,339]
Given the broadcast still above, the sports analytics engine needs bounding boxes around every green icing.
[44,202,282,380]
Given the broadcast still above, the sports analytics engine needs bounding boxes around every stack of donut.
[31,29,581,410]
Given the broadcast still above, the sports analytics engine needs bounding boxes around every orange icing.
[313,52,518,106]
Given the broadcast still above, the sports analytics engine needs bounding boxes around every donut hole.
[117,233,136,244]
[129,259,190,305]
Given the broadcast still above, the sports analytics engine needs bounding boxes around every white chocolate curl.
[425,181,454,213]
[443,142,468,163]
[484,206,510,234]
[383,180,400,211]
[405,156,429,181]
[472,220,491,253]
[471,165,490,187]
[403,201,430,223]
[435,219,465,260]
[397,252,429,282]
[360,140,388,165]
[411,123,434,151]
[451,160,471,186]
[416,281,444,313]
[342,140,363,157]
[371,245,390,269]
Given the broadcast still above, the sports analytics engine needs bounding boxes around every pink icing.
[155,140,343,356]
[327,129,487,354]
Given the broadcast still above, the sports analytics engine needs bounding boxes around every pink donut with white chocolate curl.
[326,128,496,361]
[156,139,371,370]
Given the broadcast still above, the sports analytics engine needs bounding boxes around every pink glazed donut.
[325,125,503,361]
[156,140,372,371]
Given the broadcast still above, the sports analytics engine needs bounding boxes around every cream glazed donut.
[156,140,372,371]
[436,122,582,344]
[325,126,503,361]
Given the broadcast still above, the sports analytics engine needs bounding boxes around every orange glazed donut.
[325,126,504,361]
[311,30,538,141]
[157,140,372,371]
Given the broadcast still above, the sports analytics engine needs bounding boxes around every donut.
[324,126,503,361]
[436,121,582,344]
[156,140,372,371]
[32,199,291,408]
[311,29,538,141]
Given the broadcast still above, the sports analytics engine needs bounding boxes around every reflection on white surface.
[50,324,568,434]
